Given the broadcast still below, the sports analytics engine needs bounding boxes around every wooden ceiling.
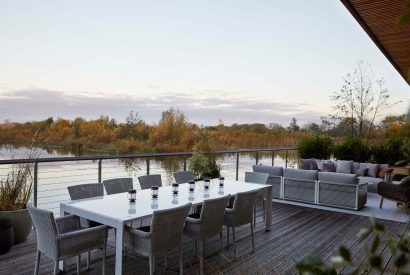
[340,0,410,85]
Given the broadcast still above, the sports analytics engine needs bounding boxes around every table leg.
[59,207,66,271]
[265,186,272,231]
[115,222,124,275]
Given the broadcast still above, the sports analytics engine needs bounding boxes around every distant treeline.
[0,108,408,154]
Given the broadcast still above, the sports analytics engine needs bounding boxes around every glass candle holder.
[219,177,225,187]
[172,196,179,204]
[188,180,195,192]
[151,199,158,209]
[172,183,179,195]
[151,186,159,199]
[188,192,195,201]
[204,178,210,189]
[127,189,137,203]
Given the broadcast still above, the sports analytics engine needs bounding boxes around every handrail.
[0,147,297,164]
[0,147,298,209]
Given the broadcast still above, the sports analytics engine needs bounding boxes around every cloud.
[0,88,323,125]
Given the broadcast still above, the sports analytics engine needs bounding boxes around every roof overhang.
[340,0,410,85]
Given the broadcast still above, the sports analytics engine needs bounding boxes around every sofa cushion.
[309,159,319,170]
[319,171,358,185]
[252,165,283,177]
[299,159,311,170]
[377,167,393,179]
[358,176,384,193]
[352,162,360,173]
[336,160,353,174]
[322,162,336,172]
[284,168,318,181]
[355,168,368,177]
[359,163,380,178]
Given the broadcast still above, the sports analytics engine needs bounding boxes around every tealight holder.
[219,177,225,187]
[188,192,195,201]
[188,180,195,192]
[151,186,159,199]
[172,183,179,195]
[203,190,210,198]
[172,195,179,204]
[151,199,158,209]
[218,186,224,195]
[128,203,136,214]
[204,178,210,189]
[127,189,137,203]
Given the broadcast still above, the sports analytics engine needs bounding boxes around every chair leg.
[194,239,197,256]
[102,243,106,275]
[226,226,230,247]
[34,250,41,275]
[179,247,184,275]
[232,227,237,261]
[262,199,266,221]
[149,254,154,275]
[199,240,205,275]
[219,231,223,251]
[53,261,59,275]
[253,207,256,228]
[77,255,81,275]
[164,251,168,269]
[250,222,255,253]
[87,250,90,269]
[379,197,384,209]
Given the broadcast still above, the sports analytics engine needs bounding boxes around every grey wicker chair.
[173,171,195,184]
[244,172,269,227]
[184,195,231,275]
[138,174,163,190]
[103,178,133,195]
[223,190,259,261]
[124,203,192,275]
[27,205,108,275]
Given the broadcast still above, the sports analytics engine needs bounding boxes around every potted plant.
[0,144,41,244]
[0,216,14,254]
[188,151,221,180]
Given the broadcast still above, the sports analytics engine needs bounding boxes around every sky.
[0,0,409,126]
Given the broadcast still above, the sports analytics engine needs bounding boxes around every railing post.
[34,162,38,207]
[236,152,239,181]
[285,150,288,168]
[98,159,102,183]
[255,151,259,165]
[272,150,275,166]
[146,158,150,175]
[183,157,187,171]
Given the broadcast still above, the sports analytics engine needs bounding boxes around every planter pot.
[0,208,32,244]
[0,227,14,254]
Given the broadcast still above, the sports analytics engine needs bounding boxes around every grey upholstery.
[352,162,360,173]
[223,190,259,261]
[138,174,162,190]
[184,195,231,274]
[27,205,108,275]
[124,203,191,275]
[67,183,104,200]
[173,171,195,184]
[359,163,380,178]
[358,176,384,193]
[103,178,133,195]
[252,165,283,198]
[283,169,317,203]
[318,172,366,210]
[336,160,353,174]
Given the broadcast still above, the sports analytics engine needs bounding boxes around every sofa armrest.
[284,177,316,184]
[318,180,359,188]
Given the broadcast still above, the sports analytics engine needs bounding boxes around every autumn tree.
[287,117,300,132]
[330,60,400,139]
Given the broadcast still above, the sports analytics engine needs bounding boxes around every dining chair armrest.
[186,217,201,224]
[56,215,81,233]
[225,208,235,213]
[58,225,108,241]
[126,227,152,239]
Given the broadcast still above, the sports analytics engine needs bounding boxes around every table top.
[60,180,269,226]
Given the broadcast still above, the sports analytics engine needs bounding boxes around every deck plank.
[0,202,407,275]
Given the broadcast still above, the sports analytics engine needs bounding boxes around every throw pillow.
[323,162,336,172]
[309,159,319,170]
[366,163,380,178]
[377,167,394,179]
[355,168,368,176]
[299,159,311,170]
[336,160,354,174]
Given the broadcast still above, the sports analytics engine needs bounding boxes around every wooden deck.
[0,202,409,275]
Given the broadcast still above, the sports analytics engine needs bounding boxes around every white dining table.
[60,180,273,275]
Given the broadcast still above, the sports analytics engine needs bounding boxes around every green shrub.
[370,137,406,165]
[188,151,221,180]
[332,136,369,162]
[297,135,333,159]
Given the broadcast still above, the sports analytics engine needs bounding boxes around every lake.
[0,146,298,215]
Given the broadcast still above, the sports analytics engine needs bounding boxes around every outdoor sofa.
[252,165,367,210]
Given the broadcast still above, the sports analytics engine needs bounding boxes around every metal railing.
[0,147,298,210]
